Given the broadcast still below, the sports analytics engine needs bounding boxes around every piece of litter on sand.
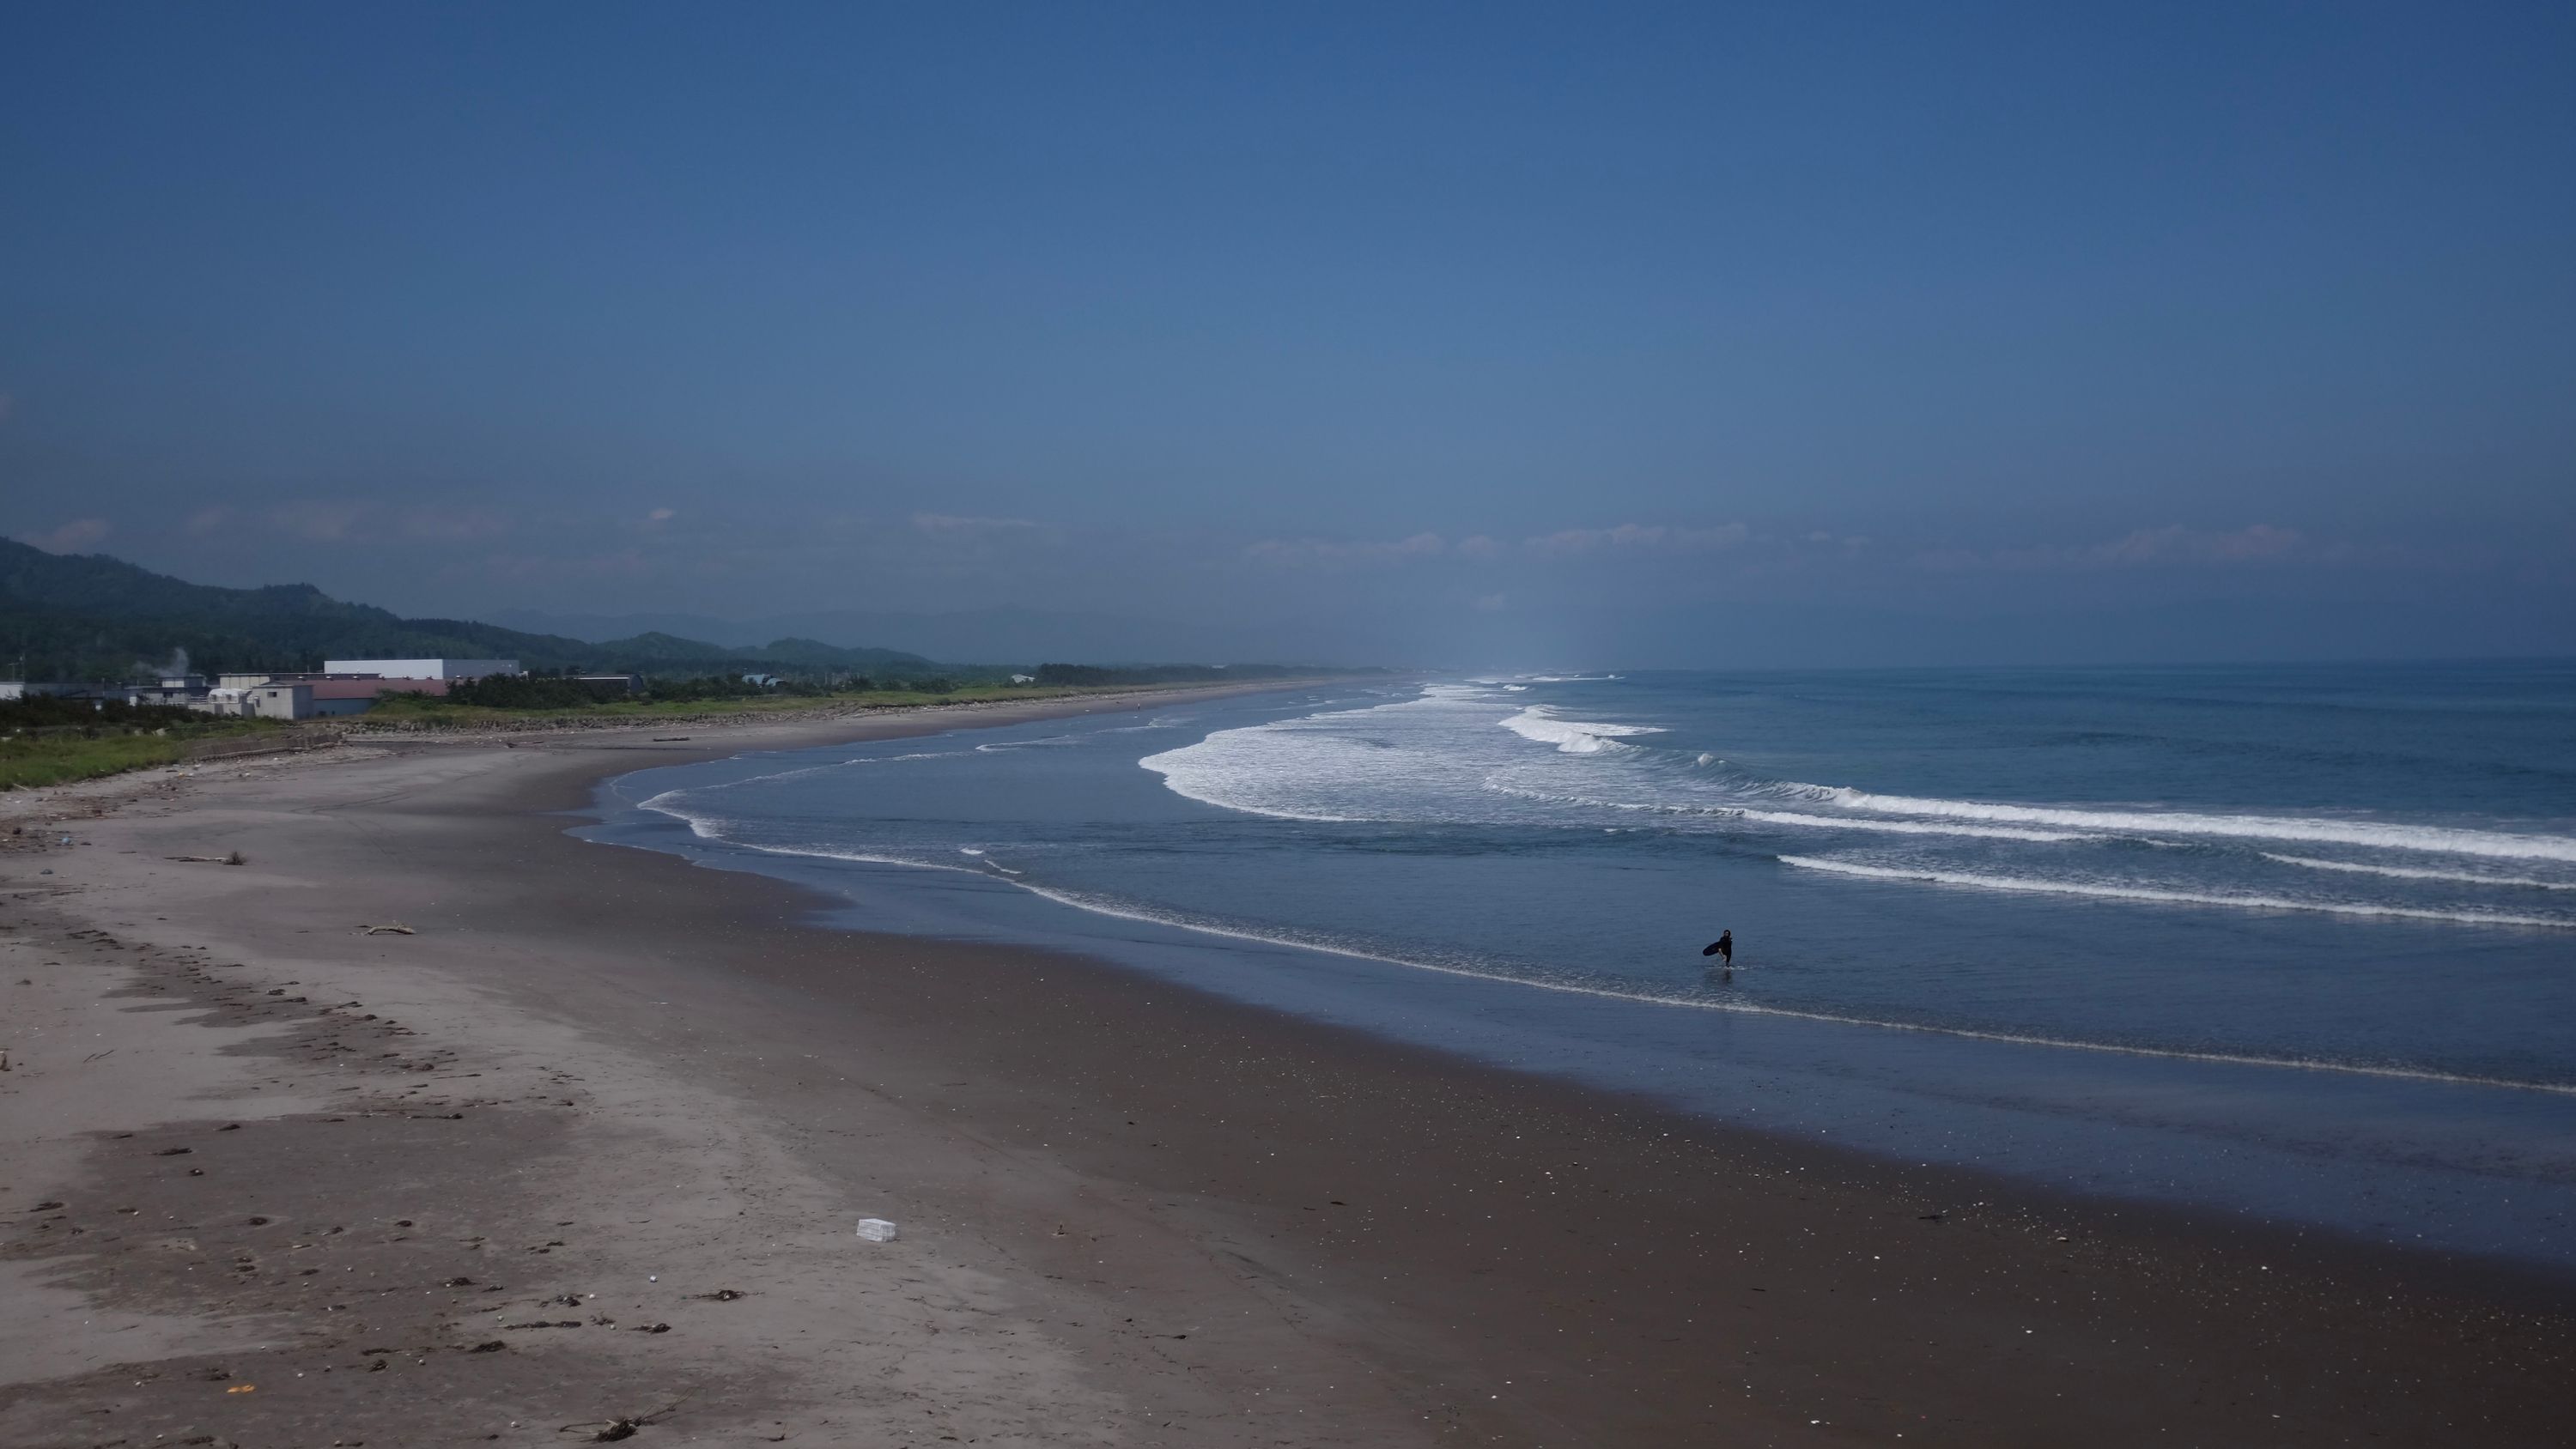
[566,1395,690,1442]
[856,1217,899,1242]
[361,924,416,936]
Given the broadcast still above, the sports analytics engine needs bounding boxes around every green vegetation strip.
[1,700,287,791]
[361,679,1218,727]
[0,732,187,791]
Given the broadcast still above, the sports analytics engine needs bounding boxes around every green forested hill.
[0,540,936,680]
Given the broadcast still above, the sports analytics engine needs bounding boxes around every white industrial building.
[320,658,520,680]
[228,676,452,719]
[9,662,499,720]
[125,675,211,706]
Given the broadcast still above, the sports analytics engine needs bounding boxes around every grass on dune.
[362,681,1200,726]
[2,704,293,791]
[0,731,187,790]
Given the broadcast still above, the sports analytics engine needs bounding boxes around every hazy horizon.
[484,601,2576,673]
[4,4,2571,669]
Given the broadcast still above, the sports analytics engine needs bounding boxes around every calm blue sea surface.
[585,664,2576,1269]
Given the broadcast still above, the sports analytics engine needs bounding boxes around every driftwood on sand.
[562,1395,690,1441]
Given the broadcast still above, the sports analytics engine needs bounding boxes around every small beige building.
[245,682,314,719]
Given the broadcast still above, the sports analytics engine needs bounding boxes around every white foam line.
[1780,855,2570,929]
[1485,784,2087,842]
[1139,759,1367,822]
[638,796,983,874]
[2261,853,2576,891]
[633,749,971,804]
[998,873,2576,1096]
[1153,785,1362,822]
[746,841,985,874]
[1500,705,1665,755]
[1736,809,2086,843]
[710,828,984,876]
[1827,788,2576,863]
[630,797,2576,1096]
[1098,716,1193,733]
[975,735,1080,753]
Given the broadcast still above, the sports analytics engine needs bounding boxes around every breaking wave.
[1779,855,2568,929]
[2261,853,2576,890]
[1482,783,2088,842]
[1499,705,1666,754]
[1820,788,2576,863]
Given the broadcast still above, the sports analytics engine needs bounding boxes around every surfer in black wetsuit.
[1703,930,1733,968]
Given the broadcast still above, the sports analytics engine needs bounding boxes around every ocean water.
[586,664,2576,1270]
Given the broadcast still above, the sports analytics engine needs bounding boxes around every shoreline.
[4,687,2572,1446]
[586,692,2576,1281]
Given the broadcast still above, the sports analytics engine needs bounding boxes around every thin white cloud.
[15,517,111,554]
[912,512,1049,537]
[1525,523,1749,556]
[1918,524,2306,572]
[473,549,652,581]
[1244,532,1447,568]
[270,500,368,542]
[399,507,508,543]
[1249,523,1759,568]
[185,506,234,536]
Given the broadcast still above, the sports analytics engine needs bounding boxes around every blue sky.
[3,2,2570,664]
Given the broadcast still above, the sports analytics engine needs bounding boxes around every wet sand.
[3,690,2572,1446]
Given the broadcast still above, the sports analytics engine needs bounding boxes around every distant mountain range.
[0,539,939,681]
[489,606,1280,666]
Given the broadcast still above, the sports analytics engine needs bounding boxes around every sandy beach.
[4,688,2572,1448]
